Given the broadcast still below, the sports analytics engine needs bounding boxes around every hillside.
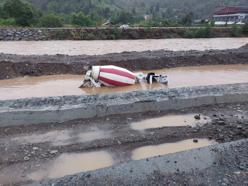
[27,0,248,19]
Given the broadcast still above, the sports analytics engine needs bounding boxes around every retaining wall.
[0,27,239,41]
[0,83,248,127]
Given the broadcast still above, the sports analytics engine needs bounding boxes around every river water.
[0,64,247,100]
[0,38,247,55]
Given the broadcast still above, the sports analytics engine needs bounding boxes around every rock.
[223,178,229,184]
[24,156,30,161]
[236,125,243,129]
[194,114,201,120]
[33,147,39,150]
[193,139,198,143]
[217,120,226,125]
[50,150,58,154]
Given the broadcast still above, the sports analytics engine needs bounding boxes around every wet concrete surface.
[0,102,247,185]
[0,38,247,56]
[0,64,247,100]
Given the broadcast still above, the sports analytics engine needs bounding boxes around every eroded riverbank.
[0,43,248,80]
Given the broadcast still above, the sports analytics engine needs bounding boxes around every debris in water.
[193,139,198,143]
[194,114,201,120]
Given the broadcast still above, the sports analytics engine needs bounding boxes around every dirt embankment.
[0,44,248,80]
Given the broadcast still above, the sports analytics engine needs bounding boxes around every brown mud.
[0,44,248,80]
[0,102,247,185]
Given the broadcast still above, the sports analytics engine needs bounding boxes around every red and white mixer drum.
[91,65,136,86]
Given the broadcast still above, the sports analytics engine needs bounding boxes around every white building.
[213,7,248,25]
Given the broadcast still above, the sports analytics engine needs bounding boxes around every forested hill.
[0,0,247,27]
[27,0,248,19]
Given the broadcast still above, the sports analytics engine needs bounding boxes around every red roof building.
[214,7,248,15]
[213,7,248,25]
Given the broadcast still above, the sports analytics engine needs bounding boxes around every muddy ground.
[0,44,247,80]
[44,139,248,186]
[0,102,247,185]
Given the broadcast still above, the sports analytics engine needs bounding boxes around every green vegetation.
[184,26,214,38]
[71,12,94,27]
[0,0,247,40]
[0,18,15,26]
[242,24,248,35]
[39,13,63,27]
[2,0,34,26]
[0,0,104,27]
[230,25,243,37]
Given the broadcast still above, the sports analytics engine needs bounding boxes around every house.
[213,6,248,25]
[144,14,152,21]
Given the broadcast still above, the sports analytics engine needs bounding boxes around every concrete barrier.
[0,83,248,127]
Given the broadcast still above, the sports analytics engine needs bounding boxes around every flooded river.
[0,64,247,100]
[0,38,247,55]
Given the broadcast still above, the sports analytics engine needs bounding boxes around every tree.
[111,11,134,24]
[0,6,8,18]
[71,12,94,27]
[181,12,194,26]
[39,13,63,27]
[3,0,34,26]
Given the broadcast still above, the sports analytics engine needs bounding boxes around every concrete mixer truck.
[80,65,168,88]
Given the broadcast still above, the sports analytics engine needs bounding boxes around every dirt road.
[0,103,247,185]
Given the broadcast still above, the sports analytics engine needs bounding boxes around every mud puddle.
[0,38,247,55]
[10,128,110,146]
[28,151,114,181]
[0,64,248,100]
[3,138,217,184]
[30,139,216,181]
[132,138,217,160]
[131,114,211,130]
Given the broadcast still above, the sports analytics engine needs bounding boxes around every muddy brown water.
[0,64,247,100]
[28,151,114,181]
[0,38,247,55]
[25,138,215,182]
[131,138,217,160]
[131,114,211,130]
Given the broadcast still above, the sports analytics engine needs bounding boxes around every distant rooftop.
[214,6,248,15]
